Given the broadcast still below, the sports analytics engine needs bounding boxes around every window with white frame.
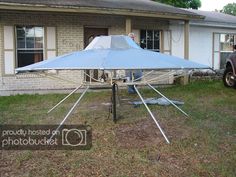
[16,26,44,67]
[140,30,160,52]
[220,34,236,69]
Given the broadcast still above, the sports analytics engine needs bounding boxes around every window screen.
[16,26,44,67]
[140,30,160,52]
[220,34,236,69]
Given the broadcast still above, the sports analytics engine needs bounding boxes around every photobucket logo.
[2,137,58,148]
[0,125,92,150]
[62,129,87,146]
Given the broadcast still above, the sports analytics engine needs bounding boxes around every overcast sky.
[200,0,236,11]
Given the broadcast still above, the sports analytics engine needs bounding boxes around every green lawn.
[0,80,236,177]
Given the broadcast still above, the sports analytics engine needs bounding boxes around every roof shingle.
[0,0,201,18]
[186,9,236,25]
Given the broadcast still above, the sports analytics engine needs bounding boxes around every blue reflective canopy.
[16,35,209,72]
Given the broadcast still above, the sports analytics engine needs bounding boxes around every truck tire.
[223,67,236,88]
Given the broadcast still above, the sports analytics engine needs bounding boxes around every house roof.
[186,9,236,26]
[0,0,203,20]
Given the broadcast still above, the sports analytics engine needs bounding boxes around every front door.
[84,27,108,81]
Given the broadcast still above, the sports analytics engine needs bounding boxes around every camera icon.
[62,128,87,146]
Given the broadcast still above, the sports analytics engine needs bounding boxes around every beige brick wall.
[0,11,170,95]
[0,11,87,95]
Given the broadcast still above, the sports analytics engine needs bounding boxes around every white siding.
[170,23,236,69]
[170,24,184,58]
[213,33,220,69]
[189,26,213,67]
[163,30,171,55]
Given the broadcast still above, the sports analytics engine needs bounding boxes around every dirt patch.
[115,119,165,148]
[115,118,191,148]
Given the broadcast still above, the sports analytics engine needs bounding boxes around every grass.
[0,80,236,177]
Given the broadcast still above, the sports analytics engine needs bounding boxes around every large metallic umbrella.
[16,35,208,72]
[16,35,210,144]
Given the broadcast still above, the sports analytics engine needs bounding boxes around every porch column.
[126,17,132,35]
[184,20,189,60]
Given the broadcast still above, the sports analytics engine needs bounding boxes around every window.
[140,30,160,52]
[220,34,236,69]
[16,26,44,67]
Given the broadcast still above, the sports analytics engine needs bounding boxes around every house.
[0,0,235,95]
[170,9,236,69]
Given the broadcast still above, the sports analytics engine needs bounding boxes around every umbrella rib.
[47,86,89,143]
[47,84,83,113]
[134,85,170,144]
[147,84,189,117]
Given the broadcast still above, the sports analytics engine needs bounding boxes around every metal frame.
[134,85,170,144]
[133,70,154,82]
[46,70,192,144]
[148,84,189,117]
[112,82,117,122]
[47,84,83,113]
[81,69,187,87]
[48,86,89,142]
